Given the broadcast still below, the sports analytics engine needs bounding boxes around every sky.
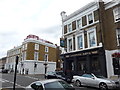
[0,0,112,58]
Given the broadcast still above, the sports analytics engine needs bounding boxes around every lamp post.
[34,62,37,74]
[43,60,48,78]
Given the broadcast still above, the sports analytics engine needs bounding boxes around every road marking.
[0,78,25,88]
[25,76,39,80]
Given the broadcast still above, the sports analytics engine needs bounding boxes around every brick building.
[60,0,120,78]
[5,34,61,74]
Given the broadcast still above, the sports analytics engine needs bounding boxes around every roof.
[62,1,98,22]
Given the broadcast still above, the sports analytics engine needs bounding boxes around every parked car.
[72,73,119,90]
[1,69,9,73]
[26,79,75,90]
[45,71,66,80]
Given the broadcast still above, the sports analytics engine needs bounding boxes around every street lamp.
[43,60,48,78]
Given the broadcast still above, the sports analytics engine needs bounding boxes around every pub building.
[60,0,120,78]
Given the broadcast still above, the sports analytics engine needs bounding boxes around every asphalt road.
[0,73,118,90]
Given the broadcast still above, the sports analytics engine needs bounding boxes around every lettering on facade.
[65,50,98,58]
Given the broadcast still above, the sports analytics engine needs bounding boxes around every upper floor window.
[68,23,72,32]
[64,25,67,34]
[35,44,39,50]
[22,51,26,60]
[113,7,120,22]
[22,43,27,50]
[77,19,82,29]
[116,28,120,46]
[34,52,39,60]
[87,28,97,48]
[67,38,73,52]
[76,34,84,50]
[88,13,93,24]
[45,46,49,52]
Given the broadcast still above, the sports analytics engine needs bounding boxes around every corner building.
[5,35,60,74]
[60,1,120,78]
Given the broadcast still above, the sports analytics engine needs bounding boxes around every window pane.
[77,19,82,28]
[89,31,96,47]
[116,29,120,46]
[68,24,72,32]
[88,13,93,24]
[77,35,83,49]
[68,39,72,51]
[35,44,39,50]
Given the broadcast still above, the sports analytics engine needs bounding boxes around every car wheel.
[99,83,108,90]
[76,80,81,87]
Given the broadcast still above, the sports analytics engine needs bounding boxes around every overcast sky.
[0,0,112,58]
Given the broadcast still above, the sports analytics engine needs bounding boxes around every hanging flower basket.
[112,52,120,58]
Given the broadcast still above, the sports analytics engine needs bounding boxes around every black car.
[45,71,66,80]
[2,69,9,73]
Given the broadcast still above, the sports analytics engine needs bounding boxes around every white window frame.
[45,46,49,52]
[35,44,39,50]
[87,12,94,25]
[22,51,26,60]
[76,32,85,50]
[67,37,73,52]
[76,19,82,29]
[34,52,39,60]
[44,54,48,62]
[113,7,120,22]
[87,27,97,48]
[116,28,120,46]
[25,43,27,50]
[68,23,72,32]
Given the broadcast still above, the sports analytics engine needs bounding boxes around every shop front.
[61,47,107,79]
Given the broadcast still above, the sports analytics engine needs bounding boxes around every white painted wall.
[105,50,118,78]
[18,60,56,75]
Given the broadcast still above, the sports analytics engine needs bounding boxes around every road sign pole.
[13,56,19,90]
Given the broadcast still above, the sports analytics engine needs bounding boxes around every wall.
[105,50,118,78]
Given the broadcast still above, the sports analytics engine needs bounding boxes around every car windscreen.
[44,81,65,90]
[95,75,106,79]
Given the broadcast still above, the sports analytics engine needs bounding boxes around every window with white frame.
[113,7,120,22]
[25,43,27,50]
[77,34,84,49]
[88,13,94,24]
[68,38,73,52]
[87,28,97,47]
[45,46,49,52]
[116,28,120,46]
[77,19,82,29]
[34,52,39,60]
[68,23,72,32]
[35,44,39,50]
[22,51,26,60]
[44,54,48,61]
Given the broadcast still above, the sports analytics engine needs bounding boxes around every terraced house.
[5,34,61,74]
[60,0,120,78]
